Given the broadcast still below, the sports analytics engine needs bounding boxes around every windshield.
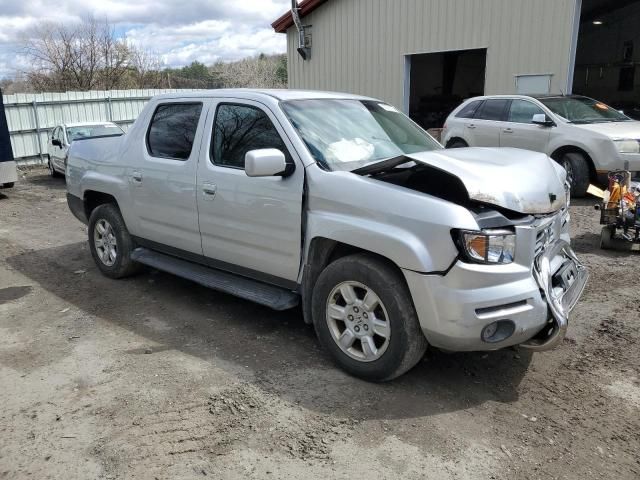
[539,97,630,124]
[67,124,124,142]
[281,99,441,171]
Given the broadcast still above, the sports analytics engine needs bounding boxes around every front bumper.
[404,216,588,352]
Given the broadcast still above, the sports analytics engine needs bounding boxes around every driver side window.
[211,103,292,169]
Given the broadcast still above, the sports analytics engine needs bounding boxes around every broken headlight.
[453,229,516,265]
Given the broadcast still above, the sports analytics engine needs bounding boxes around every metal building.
[273,0,640,130]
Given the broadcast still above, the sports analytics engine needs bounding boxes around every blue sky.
[0,0,291,79]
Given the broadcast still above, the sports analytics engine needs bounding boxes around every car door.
[128,100,208,255]
[470,99,509,147]
[500,99,551,152]
[196,99,304,285]
[49,127,63,170]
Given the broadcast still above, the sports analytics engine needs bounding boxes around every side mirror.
[532,114,554,127]
[245,149,287,177]
[52,139,62,147]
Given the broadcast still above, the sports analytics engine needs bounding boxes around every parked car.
[65,90,588,381]
[48,122,124,177]
[442,95,640,196]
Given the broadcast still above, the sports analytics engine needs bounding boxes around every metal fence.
[2,89,196,164]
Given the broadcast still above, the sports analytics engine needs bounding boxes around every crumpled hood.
[405,147,567,214]
[572,120,640,140]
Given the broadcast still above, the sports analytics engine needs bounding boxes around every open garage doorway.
[573,0,640,119]
[406,48,486,133]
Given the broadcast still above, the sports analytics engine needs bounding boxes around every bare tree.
[213,54,287,89]
[129,47,166,88]
[21,17,131,92]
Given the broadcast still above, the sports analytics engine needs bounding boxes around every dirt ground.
[0,169,638,480]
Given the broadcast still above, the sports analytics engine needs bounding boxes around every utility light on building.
[593,20,603,25]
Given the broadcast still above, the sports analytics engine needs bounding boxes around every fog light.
[481,320,516,343]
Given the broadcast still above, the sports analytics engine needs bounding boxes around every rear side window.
[456,100,483,119]
[147,103,203,160]
[475,99,509,121]
[212,103,291,169]
[508,100,545,124]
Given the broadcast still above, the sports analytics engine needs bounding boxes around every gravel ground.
[0,169,639,479]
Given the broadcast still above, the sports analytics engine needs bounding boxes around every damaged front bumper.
[521,240,589,351]
[402,215,588,352]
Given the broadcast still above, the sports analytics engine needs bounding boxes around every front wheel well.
[445,137,468,148]
[83,191,119,220]
[550,146,596,183]
[301,238,406,325]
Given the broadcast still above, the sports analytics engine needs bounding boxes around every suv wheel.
[560,152,590,197]
[312,254,427,381]
[88,204,141,279]
[447,139,468,149]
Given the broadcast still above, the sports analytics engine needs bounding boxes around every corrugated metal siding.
[2,89,197,162]
[287,0,578,110]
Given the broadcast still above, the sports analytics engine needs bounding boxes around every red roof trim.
[271,0,330,33]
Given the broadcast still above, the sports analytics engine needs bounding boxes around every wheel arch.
[445,137,469,148]
[300,237,409,325]
[83,190,120,221]
[550,145,597,182]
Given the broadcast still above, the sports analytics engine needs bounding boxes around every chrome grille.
[535,222,557,257]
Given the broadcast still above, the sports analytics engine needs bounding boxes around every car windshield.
[539,97,631,124]
[67,124,124,142]
[281,99,441,171]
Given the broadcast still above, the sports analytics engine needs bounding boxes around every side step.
[130,248,299,311]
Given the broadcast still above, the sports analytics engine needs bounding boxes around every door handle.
[131,171,143,183]
[202,184,217,197]
[503,128,514,134]
[466,124,476,129]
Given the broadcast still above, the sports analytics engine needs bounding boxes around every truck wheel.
[560,152,590,197]
[312,254,428,381]
[88,204,141,279]
[2,182,14,188]
[447,139,468,149]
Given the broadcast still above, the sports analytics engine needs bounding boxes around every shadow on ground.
[7,241,532,421]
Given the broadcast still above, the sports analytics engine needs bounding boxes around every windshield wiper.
[351,155,411,176]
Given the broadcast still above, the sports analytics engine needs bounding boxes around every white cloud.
[0,0,291,78]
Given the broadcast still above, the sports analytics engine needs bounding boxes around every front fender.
[305,211,446,273]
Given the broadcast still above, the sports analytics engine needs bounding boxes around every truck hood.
[572,120,640,140]
[404,147,567,214]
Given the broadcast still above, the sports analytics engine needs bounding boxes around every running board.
[130,248,299,311]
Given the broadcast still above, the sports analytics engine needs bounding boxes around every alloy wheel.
[326,281,391,362]
[94,219,118,266]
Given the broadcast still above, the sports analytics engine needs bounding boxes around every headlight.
[613,139,640,154]
[453,229,516,265]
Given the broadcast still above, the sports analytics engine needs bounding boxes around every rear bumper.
[404,238,587,352]
[66,193,88,225]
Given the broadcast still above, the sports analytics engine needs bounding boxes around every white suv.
[442,95,640,196]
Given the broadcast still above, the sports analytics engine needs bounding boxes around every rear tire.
[559,152,590,197]
[1,182,14,188]
[447,139,468,149]
[312,254,428,382]
[88,204,141,279]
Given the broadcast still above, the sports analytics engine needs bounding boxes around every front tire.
[88,204,141,279]
[312,254,428,381]
[48,158,63,178]
[559,152,590,197]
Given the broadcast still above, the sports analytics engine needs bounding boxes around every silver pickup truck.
[65,89,588,381]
